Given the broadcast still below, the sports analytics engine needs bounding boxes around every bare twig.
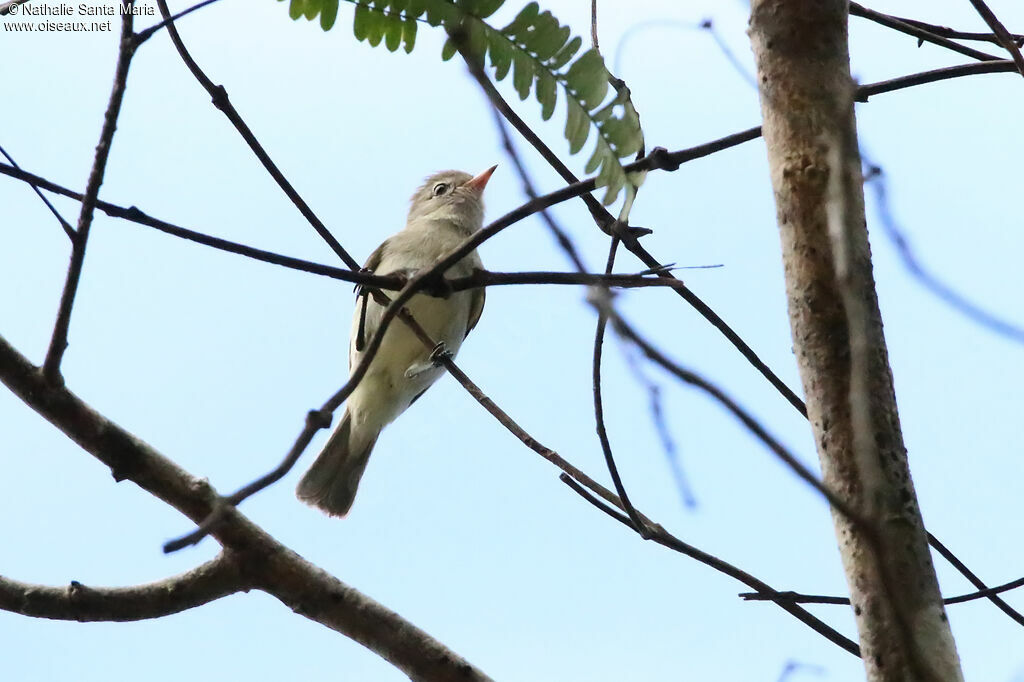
[595,301,864,525]
[613,19,757,88]
[0,332,492,681]
[776,661,827,682]
[927,532,1024,625]
[556,474,860,656]
[463,41,654,538]
[0,161,705,295]
[425,341,860,656]
[153,0,359,269]
[161,169,655,549]
[134,0,222,47]
[862,161,1023,345]
[475,55,662,542]
[449,23,807,420]
[590,240,653,536]
[740,574,1024,606]
[849,3,1000,61]
[890,15,1024,47]
[0,145,74,239]
[616,343,696,509]
[857,59,1019,100]
[966,0,1024,75]
[486,108,590,271]
[0,553,248,621]
[42,9,137,384]
[699,19,759,88]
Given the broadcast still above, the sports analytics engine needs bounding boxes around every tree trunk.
[748,2,963,680]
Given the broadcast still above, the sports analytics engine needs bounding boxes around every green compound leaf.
[320,0,339,29]
[280,0,645,204]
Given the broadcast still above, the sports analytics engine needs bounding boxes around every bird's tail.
[296,410,379,517]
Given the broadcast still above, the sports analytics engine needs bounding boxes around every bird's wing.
[465,285,485,338]
[351,239,391,368]
[355,239,391,297]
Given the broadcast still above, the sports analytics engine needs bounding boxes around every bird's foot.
[429,341,452,365]
[404,343,451,379]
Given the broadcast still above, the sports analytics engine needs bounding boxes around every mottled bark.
[748,2,962,680]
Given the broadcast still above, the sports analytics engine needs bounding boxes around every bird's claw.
[404,343,451,380]
[429,342,452,365]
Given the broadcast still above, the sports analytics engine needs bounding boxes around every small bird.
[296,166,496,517]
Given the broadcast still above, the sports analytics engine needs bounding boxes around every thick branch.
[749,2,962,680]
[0,333,490,681]
[0,553,248,622]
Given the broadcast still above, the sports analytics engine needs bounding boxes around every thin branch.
[6,52,1011,291]
[134,0,221,47]
[741,591,850,605]
[616,342,696,509]
[557,474,860,656]
[464,41,654,538]
[0,145,74,240]
[927,532,1024,626]
[849,3,1001,62]
[857,59,1018,100]
[42,10,136,384]
[862,162,1024,345]
[699,19,759,88]
[0,161,708,294]
[613,19,757,89]
[0,553,249,621]
[890,15,1024,47]
[487,107,590,271]
[777,661,827,682]
[739,574,1024,606]
[449,23,807,419]
[0,332,491,681]
[595,299,863,526]
[159,167,673,548]
[153,0,359,270]
[446,25,643,241]
[590,241,653,536]
[428,337,860,657]
[966,0,1024,75]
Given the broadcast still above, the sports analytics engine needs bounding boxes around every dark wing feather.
[351,239,391,367]
[465,286,485,338]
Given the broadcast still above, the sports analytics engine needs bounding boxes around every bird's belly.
[347,291,470,428]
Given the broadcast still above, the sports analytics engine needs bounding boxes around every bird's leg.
[404,342,452,379]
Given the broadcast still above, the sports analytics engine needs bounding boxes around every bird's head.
[407,165,497,232]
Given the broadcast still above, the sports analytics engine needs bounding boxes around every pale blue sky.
[2,1,1022,680]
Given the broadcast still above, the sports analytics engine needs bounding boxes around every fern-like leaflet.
[280,0,645,205]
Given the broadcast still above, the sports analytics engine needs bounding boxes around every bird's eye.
[432,183,449,197]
